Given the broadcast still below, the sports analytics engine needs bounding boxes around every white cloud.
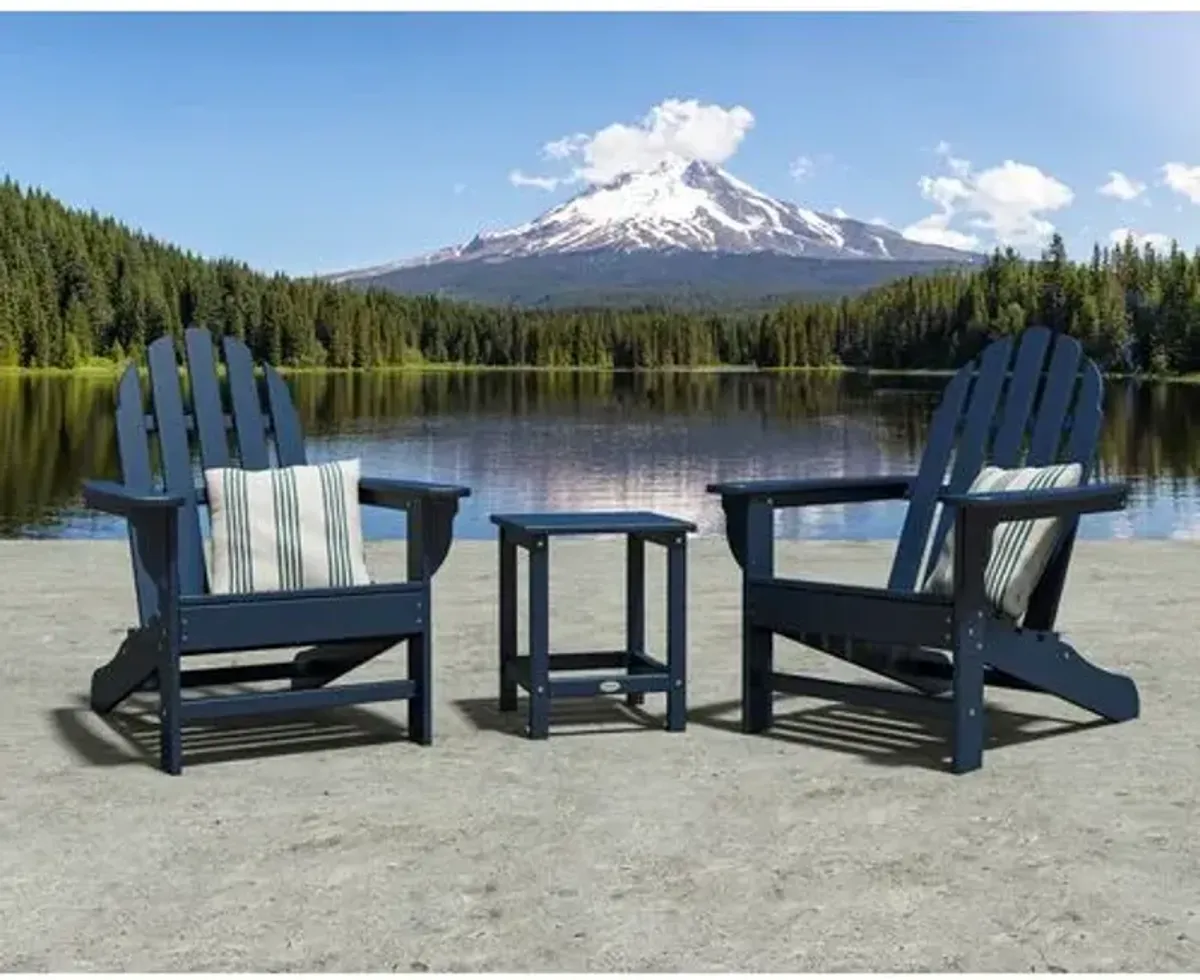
[903,213,982,251]
[508,169,563,192]
[1109,227,1174,251]
[927,141,971,179]
[543,135,589,161]
[1098,170,1146,201]
[902,141,1073,251]
[830,205,848,218]
[510,97,756,190]
[867,216,894,229]
[790,155,814,182]
[453,182,467,196]
[972,162,1075,241]
[1163,162,1200,205]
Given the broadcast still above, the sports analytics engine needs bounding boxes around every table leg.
[625,534,646,708]
[527,535,551,739]
[666,534,688,732]
[498,529,518,712]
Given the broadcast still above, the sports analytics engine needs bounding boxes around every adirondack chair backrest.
[115,326,308,603]
[886,326,1104,605]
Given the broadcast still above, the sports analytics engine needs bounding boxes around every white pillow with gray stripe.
[204,458,372,595]
[921,462,1082,621]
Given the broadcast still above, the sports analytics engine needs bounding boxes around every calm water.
[5,370,1200,542]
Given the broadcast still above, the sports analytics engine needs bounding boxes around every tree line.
[2,175,1199,374]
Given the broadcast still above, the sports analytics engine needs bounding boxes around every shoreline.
[9,529,1200,544]
[1,361,1199,384]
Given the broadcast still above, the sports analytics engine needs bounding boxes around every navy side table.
[489,511,696,739]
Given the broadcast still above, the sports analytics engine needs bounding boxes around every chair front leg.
[949,508,993,775]
[950,613,986,774]
[133,514,185,776]
[407,622,432,746]
[740,499,776,734]
[743,598,775,734]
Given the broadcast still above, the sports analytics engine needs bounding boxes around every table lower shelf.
[505,649,677,698]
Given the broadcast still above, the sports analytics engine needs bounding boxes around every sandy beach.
[0,537,1196,971]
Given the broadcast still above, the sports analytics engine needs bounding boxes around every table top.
[490,510,698,536]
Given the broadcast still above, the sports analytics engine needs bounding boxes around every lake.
[4,370,1200,542]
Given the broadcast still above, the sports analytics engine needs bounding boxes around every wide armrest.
[359,476,471,510]
[941,482,1128,524]
[706,475,914,508]
[82,479,186,519]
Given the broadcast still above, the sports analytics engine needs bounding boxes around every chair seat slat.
[887,366,972,591]
[920,336,1016,582]
[990,327,1053,466]
[184,328,234,471]
[115,367,161,625]
[221,333,272,470]
[265,365,307,466]
[1027,335,1084,465]
[147,336,207,597]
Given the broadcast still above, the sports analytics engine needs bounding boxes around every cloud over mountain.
[509,98,756,192]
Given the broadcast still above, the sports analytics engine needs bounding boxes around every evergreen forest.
[2,176,1199,375]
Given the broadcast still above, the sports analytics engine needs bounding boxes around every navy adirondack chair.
[82,326,469,775]
[708,326,1140,773]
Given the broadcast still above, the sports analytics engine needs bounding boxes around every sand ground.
[0,538,1196,971]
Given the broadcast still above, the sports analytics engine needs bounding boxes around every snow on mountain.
[329,157,977,284]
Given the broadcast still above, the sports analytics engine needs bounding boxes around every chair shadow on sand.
[50,688,409,770]
[685,693,1115,772]
[51,687,1116,773]
[455,687,1113,770]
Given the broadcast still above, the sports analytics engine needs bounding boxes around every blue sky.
[2,11,1199,275]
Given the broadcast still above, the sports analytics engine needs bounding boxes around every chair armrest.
[941,482,1128,525]
[706,475,914,508]
[359,476,472,511]
[359,477,469,579]
[82,480,186,519]
[940,482,1128,612]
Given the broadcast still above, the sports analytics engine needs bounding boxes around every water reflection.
[6,370,1200,541]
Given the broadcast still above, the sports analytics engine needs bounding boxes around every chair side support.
[708,475,913,570]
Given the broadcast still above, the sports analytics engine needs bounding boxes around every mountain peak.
[609,154,707,182]
[329,161,980,282]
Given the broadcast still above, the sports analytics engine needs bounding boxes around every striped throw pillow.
[921,462,1082,621]
[204,458,372,595]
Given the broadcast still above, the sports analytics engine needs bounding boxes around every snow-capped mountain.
[330,158,980,307]
[333,158,974,282]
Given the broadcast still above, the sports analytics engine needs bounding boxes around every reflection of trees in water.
[4,371,1200,536]
[242,370,1200,495]
[288,369,885,430]
[0,377,121,535]
[1096,382,1200,489]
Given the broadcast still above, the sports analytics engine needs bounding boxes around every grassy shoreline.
[1,358,1198,384]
